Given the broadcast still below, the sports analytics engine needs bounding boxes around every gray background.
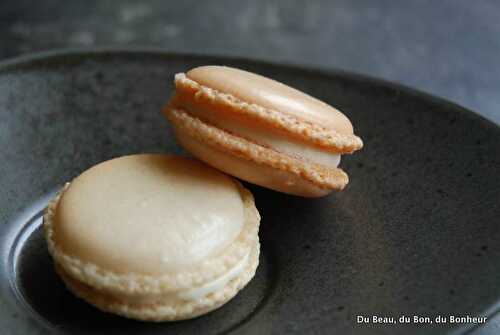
[0,0,499,334]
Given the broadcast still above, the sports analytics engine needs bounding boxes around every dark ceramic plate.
[0,50,499,335]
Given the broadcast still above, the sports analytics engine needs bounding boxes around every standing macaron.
[44,154,260,321]
[163,66,363,197]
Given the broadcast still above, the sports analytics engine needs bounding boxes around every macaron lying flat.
[163,66,363,197]
[44,154,260,321]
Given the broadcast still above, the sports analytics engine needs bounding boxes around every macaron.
[44,154,260,321]
[163,66,363,197]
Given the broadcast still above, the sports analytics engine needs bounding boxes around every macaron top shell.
[172,70,362,154]
[187,66,353,134]
[53,154,244,275]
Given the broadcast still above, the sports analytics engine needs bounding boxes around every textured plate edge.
[0,188,60,332]
[0,46,498,130]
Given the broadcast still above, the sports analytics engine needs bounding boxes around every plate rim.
[0,46,497,133]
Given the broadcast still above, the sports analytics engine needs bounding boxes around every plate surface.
[0,50,499,335]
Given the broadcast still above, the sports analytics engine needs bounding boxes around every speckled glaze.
[0,51,499,335]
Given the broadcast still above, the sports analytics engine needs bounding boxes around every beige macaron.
[163,66,363,197]
[44,154,260,321]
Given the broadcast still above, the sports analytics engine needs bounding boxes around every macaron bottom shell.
[174,128,332,197]
[53,241,260,322]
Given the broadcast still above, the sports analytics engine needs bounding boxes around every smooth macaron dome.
[44,154,260,321]
[164,66,363,197]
